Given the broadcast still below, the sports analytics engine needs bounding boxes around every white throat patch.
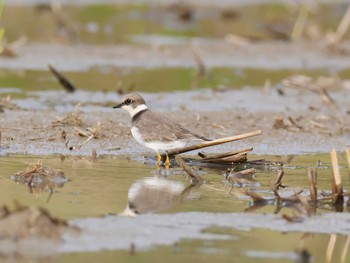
[123,104,148,117]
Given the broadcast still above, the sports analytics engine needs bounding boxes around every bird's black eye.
[124,99,132,105]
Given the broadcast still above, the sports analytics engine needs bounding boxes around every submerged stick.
[273,169,285,190]
[167,130,262,156]
[330,148,343,204]
[242,190,267,203]
[175,155,203,183]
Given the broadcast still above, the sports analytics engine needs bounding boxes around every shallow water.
[0,153,348,219]
[0,153,349,262]
[0,67,334,94]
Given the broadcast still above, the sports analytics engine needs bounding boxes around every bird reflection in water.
[121,176,201,216]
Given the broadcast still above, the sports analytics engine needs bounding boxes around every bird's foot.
[156,153,170,169]
[156,153,162,166]
[164,154,170,169]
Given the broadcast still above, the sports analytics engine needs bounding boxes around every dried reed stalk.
[334,6,350,44]
[202,152,249,163]
[291,5,309,41]
[326,234,337,263]
[167,130,262,156]
[346,147,350,178]
[330,148,343,204]
[199,147,253,160]
[341,236,350,263]
[190,42,206,77]
[307,168,318,201]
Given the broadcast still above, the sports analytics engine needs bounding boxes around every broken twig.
[307,168,318,202]
[48,64,76,93]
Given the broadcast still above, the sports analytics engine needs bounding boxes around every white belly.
[131,127,187,153]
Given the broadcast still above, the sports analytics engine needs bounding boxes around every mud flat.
[1,87,349,156]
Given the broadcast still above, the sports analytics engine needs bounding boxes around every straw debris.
[52,104,83,127]
[12,161,67,202]
[0,95,20,112]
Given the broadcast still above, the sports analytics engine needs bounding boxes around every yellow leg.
[165,154,170,169]
[156,153,162,165]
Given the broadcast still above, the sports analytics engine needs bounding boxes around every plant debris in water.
[11,160,68,202]
[242,148,349,218]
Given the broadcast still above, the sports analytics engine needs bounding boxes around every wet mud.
[1,87,349,156]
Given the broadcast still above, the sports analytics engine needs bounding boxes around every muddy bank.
[2,41,350,72]
[0,88,349,156]
[1,211,349,256]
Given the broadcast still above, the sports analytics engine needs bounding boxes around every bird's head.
[113,93,148,117]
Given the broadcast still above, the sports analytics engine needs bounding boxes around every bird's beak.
[113,103,123,109]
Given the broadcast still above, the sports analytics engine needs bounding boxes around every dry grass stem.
[69,122,101,150]
[326,5,350,51]
[52,104,83,127]
[272,169,286,190]
[346,147,350,177]
[291,5,309,41]
[190,42,206,77]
